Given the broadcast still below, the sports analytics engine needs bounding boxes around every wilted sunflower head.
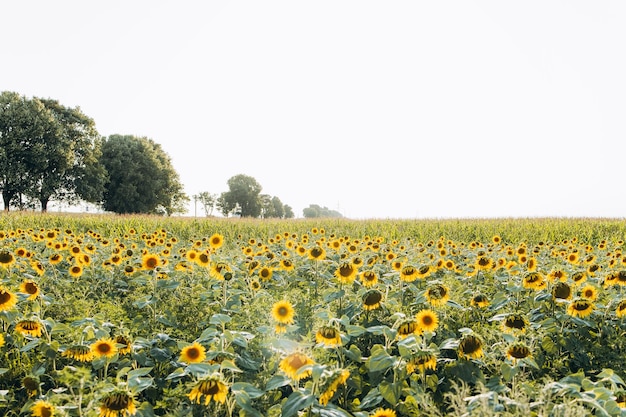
[567,299,594,318]
[506,343,532,362]
[396,318,420,339]
[188,376,229,405]
[362,289,383,311]
[22,375,40,396]
[406,351,437,374]
[15,320,43,338]
[100,390,137,416]
[470,294,489,308]
[552,282,572,300]
[616,300,626,318]
[425,284,450,307]
[316,326,342,347]
[459,334,484,359]
[503,313,528,333]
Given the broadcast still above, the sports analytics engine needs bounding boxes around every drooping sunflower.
[180,342,206,364]
[20,280,40,301]
[319,369,350,406]
[115,335,133,355]
[249,279,261,291]
[459,334,484,359]
[552,282,572,300]
[91,338,118,359]
[425,284,450,307]
[475,256,494,271]
[416,265,432,280]
[406,351,437,374]
[49,253,63,265]
[360,270,379,287]
[522,272,546,290]
[396,318,420,340]
[99,390,137,417]
[209,262,232,280]
[279,259,295,271]
[62,345,94,362]
[470,294,489,308]
[399,265,419,282]
[371,408,397,417]
[0,250,16,268]
[279,352,315,381]
[272,300,295,325]
[0,288,18,311]
[315,326,342,347]
[506,343,532,363]
[31,399,55,417]
[416,309,439,333]
[334,262,358,284]
[547,268,567,282]
[362,289,383,311]
[209,233,224,250]
[615,300,626,318]
[567,299,594,318]
[308,246,326,261]
[571,271,587,287]
[22,375,40,396]
[502,313,528,334]
[15,320,43,338]
[188,377,229,405]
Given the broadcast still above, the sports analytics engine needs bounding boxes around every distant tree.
[194,191,217,216]
[303,204,343,218]
[283,204,295,219]
[100,135,187,215]
[218,174,262,217]
[260,194,286,218]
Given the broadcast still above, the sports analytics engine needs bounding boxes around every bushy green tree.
[100,134,187,215]
[303,204,343,218]
[218,174,262,217]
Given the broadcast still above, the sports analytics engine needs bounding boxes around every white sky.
[2,1,625,219]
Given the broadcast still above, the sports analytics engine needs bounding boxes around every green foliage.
[218,174,263,217]
[303,204,343,218]
[100,134,187,215]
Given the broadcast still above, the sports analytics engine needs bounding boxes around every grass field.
[1,213,626,416]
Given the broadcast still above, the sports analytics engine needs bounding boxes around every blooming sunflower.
[579,284,598,301]
[425,284,450,307]
[567,299,594,318]
[0,288,18,311]
[400,265,419,282]
[280,352,315,381]
[308,246,326,261]
[99,390,137,417]
[91,338,118,359]
[371,409,397,417]
[459,334,484,359]
[195,252,210,268]
[272,300,295,325]
[552,282,572,300]
[522,272,546,290]
[319,369,350,406]
[141,253,161,270]
[188,377,229,405]
[335,262,358,284]
[68,264,83,278]
[209,233,224,250]
[258,266,273,281]
[406,351,437,374]
[62,345,94,362]
[20,280,40,300]
[362,290,383,311]
[315,326,342,347]
[15,320,43,338]
[475,256,494,271]
[249,279,261,291]
[416,309,439,333]
[180,342,207,364]
[470,294,489,308]
[0,250,16,268]
[31,399,55,417]
[280,259,295,271]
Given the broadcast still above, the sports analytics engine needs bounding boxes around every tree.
[283,204,295,219]
[218,174,262,217]
[100,134,187,215]
[260,194,286,219]
[303,204,343,218]
[194,192,217,217]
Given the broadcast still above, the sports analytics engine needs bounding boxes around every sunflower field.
[2,213,626,417]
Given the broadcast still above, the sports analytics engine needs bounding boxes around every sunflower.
[425,284,450,307]
[319,369,350,406]
[91,338,118,359]
[400,265,419,282]
[31,399,55,417]
[49,253,63,265]
[15,320,43,338]
[141,253,161,270]
[308,246,326,261]
[188,377,229,405]
[502,313,528,334]
[359,270,378,287]
[0,288,18,311]
[362,289,383,311]
[616,391,626,408]
[20,280,40,300]
[475,256,494,271]
[279,352,315,381]
[416,309,439,332]
[567,299,594,318]
[335,262,358,284]
[22,375,40,396]
[616,300,626,318]
[371,409,397,417]
[571,271,587,286]
[272,300,295,325]
[62,345,94,362]
[315,326,342,347]
[195,252,210,267]
[416,265,432,279]
[249,279,261,291]
[99,390,137,417]
[396,318,420,340]
[209,262,232,280]
[506,343,532,363]
[180,342,206,363]
[0,333,4,348]
[115,335,133,355]
[459,334,484,359]
[30,260,45,276]
[406,351,437,374]
[522,272,546,290]
[259,266,273,281]
[552,282,572,300]
[209,233,224,250]
[579,284,598,301]
[470,294,489,308]
[68,264,83,278]
[279,259,295,271]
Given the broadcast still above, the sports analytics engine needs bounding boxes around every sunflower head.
[416,309,439,333]
[318,369,350,406]
[502,314,528,333]
[425,284,450,307]
[459,334,484,359]
[272,300,295,325]
[15,320,43,338]
[362,290,383,311]
[506,342,532,362]
[406,351,437,374]
[567,299,594,318]
[188,376,229,404]
[396,318,420,340]
[470,294,489,308]
[31,399,55,417]
[360,270,378,287]
[62,344,94,362]
[100,390,137,416]
[91,338,118,359]
[0,288,18,311]
[335,262,357,284]
[279,352,315,381]
[315,326,342,347]
[180,342,207,364]
[22,375,40,396]
[552,282,572,300]
[0,250,15,268]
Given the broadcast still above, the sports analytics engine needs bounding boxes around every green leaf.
[367,345,396,373]
[359,387,383,409]
[265,375,291,391]
[281,391,315,417]
[210,313,232,327]
[232,382,265,399]
[379,380,402,405]
[220,359,242,373]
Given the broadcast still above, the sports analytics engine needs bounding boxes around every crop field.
[2,213,626,416]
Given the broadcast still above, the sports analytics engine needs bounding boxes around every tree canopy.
[215,174,294,218]
[0,91,106,211]
[303,204,343,218]
[100,135,187,215]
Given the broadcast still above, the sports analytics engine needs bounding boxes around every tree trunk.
[40,198,49,212]
[2,191,12,211]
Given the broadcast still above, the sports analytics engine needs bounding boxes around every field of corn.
[2,213,626,417]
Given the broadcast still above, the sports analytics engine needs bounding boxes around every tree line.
[1,91,342,218]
